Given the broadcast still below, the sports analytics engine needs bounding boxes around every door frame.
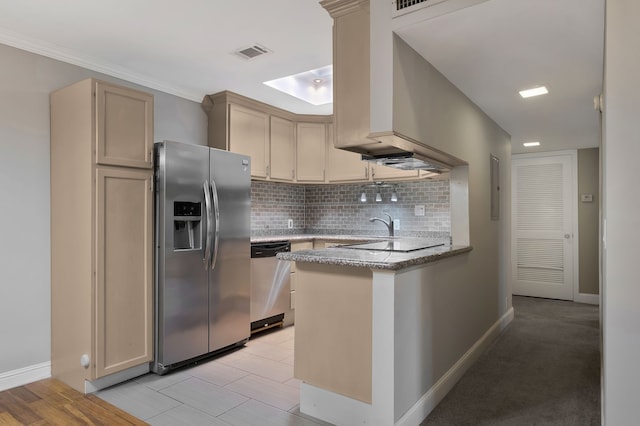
[512,150,583,302]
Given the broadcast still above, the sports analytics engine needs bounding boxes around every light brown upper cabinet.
[203,91,291,181]
[327,124,370,182]
[96,82,153,169]
[270,116,296,181]
[323,0,371,151]
[229,104,270,179]
[202,90,428,184]
[296,122,327,182]
[50,79,153,393]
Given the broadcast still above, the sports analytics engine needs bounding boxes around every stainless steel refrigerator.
[153,140,251,374]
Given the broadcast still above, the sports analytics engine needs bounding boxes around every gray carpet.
[421,295,600,426]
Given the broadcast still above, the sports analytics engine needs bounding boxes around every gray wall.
[0,42,207,375]
[578,148,599,295]
[603,0,640,422]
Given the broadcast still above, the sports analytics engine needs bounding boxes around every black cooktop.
[338,239,445,253]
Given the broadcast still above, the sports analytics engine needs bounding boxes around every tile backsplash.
[251,179,450,238]
[251,181,306,233]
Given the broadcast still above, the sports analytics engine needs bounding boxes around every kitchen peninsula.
[278,240,475,425]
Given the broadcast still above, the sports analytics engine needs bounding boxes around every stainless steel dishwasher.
[250,241,291,332]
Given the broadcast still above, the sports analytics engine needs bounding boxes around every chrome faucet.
[369,213,394,237]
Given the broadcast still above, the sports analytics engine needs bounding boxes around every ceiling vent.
[234,44,272,60]
[393,0,454,17]
[394,0,487,17]
[395,0,429,11]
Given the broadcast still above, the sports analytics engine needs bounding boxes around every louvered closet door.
[512,154,574,300]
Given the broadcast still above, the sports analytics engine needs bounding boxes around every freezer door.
[155,141,210,370]
[209,148,251,351]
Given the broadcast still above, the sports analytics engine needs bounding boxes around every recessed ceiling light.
[519,86,548,98]
[264,65,333,106]
[523,141,541,147]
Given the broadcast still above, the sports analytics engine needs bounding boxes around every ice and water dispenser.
[173,201,202,250]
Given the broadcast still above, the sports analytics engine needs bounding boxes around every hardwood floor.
[0,379,147,425]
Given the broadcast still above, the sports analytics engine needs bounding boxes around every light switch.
[581,194,594,203]
[414,205,425,216]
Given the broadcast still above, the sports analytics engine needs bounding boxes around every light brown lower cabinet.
[294,262,373,403]
[95,167,153,378]
[289,241,314,310]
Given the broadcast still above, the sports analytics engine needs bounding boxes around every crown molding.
[320,0,369,18]
[0,27,202,102]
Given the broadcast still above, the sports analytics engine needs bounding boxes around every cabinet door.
[331,1,371,150]
[290,241,313,273]
[327,124,369,182]
[229,104,269,178]
[270,116,295,181]
[96,82,153,169]
[289,241,313,310]
[296,122,326,182]
[95,167,153,378]
[370,164,419,180]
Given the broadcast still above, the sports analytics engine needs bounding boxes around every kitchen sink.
[337,239,444,253]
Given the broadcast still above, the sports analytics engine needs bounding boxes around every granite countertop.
[276,239,472,271]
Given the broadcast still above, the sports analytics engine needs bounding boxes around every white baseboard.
[300,383,372,425]
[0,361,150,394]
[397,307,515,426]
[575,293,600,305]
[0,362,51,392]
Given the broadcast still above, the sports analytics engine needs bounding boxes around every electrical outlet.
[288,219,293,229]
[393,219,400,230]
[414,205,425,216]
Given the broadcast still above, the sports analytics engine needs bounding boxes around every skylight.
[264,65,332,106]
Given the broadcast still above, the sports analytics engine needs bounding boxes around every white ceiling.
[396,0,604,154]
[0,0,604,154]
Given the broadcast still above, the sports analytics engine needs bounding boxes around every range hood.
[362,152,446,172]
[358,130,465,172]
[321,0,470,171]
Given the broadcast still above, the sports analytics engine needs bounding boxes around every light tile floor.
[97,325,332,425]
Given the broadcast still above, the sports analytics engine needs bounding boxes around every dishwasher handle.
[251,241,291,258]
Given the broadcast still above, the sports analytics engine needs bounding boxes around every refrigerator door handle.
[203,180,213,270]
[210,178,221,269]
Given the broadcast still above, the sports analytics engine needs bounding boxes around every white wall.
[0,42,207,376]
[391,33,512,320]
[369,23,512,420]
[602,0,640,423]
